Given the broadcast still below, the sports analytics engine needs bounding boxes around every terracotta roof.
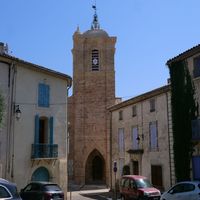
[0,53,72,86]
[166,44,200,66]
[108,85,170,111]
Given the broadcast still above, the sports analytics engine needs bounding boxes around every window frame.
[132,126,139,150]
[119,110,123,121]
[132,105,137,117]
[149,98,156,112]
[149,121,158,151]
[91,49,99,71]
[118,128,125,153]
[38,83,50,108]
[193,55,200,78]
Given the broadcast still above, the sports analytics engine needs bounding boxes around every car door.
[122,179,130,199]
[20,183,39,200]
[128,179,138,200]
[166,183,196,200]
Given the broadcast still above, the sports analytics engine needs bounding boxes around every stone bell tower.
[68,5,117,186]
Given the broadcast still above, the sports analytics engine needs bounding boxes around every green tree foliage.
[169,60,198,182]
[0,92,4,126]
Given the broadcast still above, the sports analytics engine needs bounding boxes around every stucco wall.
[13,64,68,189]
[111,89,171,191]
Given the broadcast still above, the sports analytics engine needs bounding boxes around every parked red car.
[119,175,161,200]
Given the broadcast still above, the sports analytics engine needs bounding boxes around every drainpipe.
[166,91,173,187]
[10,64,17,181]
[5,62,17,181]
[4,62,16,180]
[109,110,113,189]
[66,79,72,200]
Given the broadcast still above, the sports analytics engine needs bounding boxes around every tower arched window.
[91,49,99,71]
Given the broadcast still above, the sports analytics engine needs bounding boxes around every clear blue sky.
[1,0,200,100]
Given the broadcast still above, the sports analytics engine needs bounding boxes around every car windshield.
[135,178,152,188]
[44,184,61,191]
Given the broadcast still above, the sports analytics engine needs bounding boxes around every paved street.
[67,188,120,200]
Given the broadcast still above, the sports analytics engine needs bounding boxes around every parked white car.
[161,181,200,200]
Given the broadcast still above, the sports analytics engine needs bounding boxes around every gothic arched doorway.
[31,167,50,181]
[85,149,105,184]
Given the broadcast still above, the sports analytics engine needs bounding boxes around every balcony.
[31,144,58,159]
[127,143,144,154]
[127,148,144,154]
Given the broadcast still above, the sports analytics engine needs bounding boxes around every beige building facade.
[0,43,72,195]
[109,85,172,191]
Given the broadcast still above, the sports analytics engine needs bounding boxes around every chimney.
[0,42,8,55]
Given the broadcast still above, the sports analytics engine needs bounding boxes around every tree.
[169,60,198,182]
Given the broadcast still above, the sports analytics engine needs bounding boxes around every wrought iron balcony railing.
[127,143,144,154]
[31,144,58,159]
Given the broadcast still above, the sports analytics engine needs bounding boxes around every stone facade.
[68,24,117,185]
[0,45,72,197]
[109,85,172,191]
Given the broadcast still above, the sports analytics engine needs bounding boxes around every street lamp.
[15,105,21,120]
[136,134,144,144]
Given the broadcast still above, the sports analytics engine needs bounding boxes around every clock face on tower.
[92,58,98,65]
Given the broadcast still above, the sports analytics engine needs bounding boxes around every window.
[119,110,123,120]
[149,121,158,150]
[34,115,55,158]
[170,183,195,194]
[38,83,50,107]
[119,158,125,175]
[0,186,11,198]
[193,56,200,78]
[118,128,125,153]
[132,126,139,149]
[150,99,155,112]
[35,115,54,145]
[92,49,99,71]
[132,105,137,117]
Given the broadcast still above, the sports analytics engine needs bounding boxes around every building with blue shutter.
[0,42,72,195]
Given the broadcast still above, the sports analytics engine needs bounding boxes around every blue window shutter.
[132,127,139,149]
[46,85,50,107]
[150,121,158,149]
[38,83,50,107]
[118,128,124,153]
[49,116,54,144]
[34,115,40,144]
[38,84,43,106]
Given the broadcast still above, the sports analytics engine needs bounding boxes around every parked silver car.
[0,178,22,200]
[161,181,200,200]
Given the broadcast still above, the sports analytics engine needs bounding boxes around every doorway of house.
[85,149,105,184]
[132,160,139,175]
[31,167,50,181]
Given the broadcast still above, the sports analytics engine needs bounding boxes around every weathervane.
[91,0,100,30]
